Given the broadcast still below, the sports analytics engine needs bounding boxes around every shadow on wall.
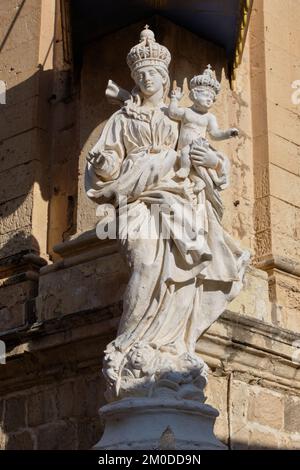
[0,62,79,260]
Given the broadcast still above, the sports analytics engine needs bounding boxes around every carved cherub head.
[128,342,156,371]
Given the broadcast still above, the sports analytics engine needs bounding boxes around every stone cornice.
[254,255,300,278]
[1,307,300,396]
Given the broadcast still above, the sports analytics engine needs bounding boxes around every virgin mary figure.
[85,26,249,402]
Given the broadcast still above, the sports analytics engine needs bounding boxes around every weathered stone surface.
[0,226,34,260]
[0,280,36,333]
[269,270,300,333]
[0,129,40,173]
[6,431,34,450]
[3,396,26,432]
[280,433,300,450]
[36,253,128,321]
[248,427,280,450]
[57,376,106,421]
[27,389,57,427]
[36,421,77,450]
[77,418,103,450]
[247,387,284,430]
[270,164,300,208]
[0,161,37,205]
[229,379,249,448]
[284,395,300,433]
[0,96,41,142]
[0,305,26,333]
[0,429,6,449]
[0,194,33,237]
[228,267,271,322]
[205,374,228,444]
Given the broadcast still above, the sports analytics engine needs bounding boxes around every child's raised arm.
[208,113,239,140]
[168,87,185,121]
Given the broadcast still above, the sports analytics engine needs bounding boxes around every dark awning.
[70,0,252,75]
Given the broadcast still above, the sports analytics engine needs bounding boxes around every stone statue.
[85,25,249,449]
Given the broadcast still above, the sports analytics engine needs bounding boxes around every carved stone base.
[94,398,227,450]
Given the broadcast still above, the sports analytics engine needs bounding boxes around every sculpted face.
[134,66,165,96]
[191,87,215,111]
[129,343,155,370]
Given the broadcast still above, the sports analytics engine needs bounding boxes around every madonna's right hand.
[86,150,105,169]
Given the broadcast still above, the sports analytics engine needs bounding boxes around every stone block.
[6,431,34,450]
[3,395,26,432]
[0,129,40,173]
[264,0,291,21]
[281,306,300,334]
[230,427,249,450]
[228,267,271,323]
[280,433,300,450]
[0,428,6,450]
[270,163,300,208]
[265,43,297,84]
[270,197,299,241]
[272,233,300,263]
[57,375,105,421]
[0,193,33,235]
[77,418,103,450]
[268,103,300,147]
[85,375,106,418]
[0,226,34,260]
[254,163,269,198]
[229,380,249,444]
[284,395,300,433]
[0,96,38,141]
[57,381,77,419]
[0,161,36,205]
[0,305,26,333]
[264,9,290,52]
[254,196,271,233]
[36,421,77,450]
[0,400,5,448]
[247,386,284,430]
[248,427,280,450]
[0,40,39,81]
[0,8,41,55]
[267,75,299,116]
[1,69,39,107]
[0,280,36,333]
[272,270,300,311]
[37,253,128,321]
[205,374,228,444]
[27,389,57,427]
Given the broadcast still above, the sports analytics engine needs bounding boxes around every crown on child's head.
[127,25,171,74]
[189,65,221,95]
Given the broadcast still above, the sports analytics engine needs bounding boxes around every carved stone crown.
[189,65,221,95]
[127,25,171,74]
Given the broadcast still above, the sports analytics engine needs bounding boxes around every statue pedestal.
[94,397,226,450]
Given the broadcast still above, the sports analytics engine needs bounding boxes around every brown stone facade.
[0,0,300,449]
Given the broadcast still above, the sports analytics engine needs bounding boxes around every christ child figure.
[168,65,239,179]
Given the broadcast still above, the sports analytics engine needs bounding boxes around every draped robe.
[86,100,249,363]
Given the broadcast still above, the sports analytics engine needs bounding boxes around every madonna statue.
[85,26,249,449]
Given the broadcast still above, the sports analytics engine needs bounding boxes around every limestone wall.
[0,0,300,450]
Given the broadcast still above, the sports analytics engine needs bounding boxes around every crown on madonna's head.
[189,65,221,95]
[127,25,171,74]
